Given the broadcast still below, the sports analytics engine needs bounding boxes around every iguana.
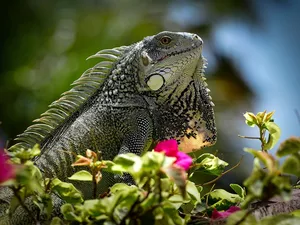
[0,31,217,224]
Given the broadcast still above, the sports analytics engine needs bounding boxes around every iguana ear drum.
[141,51,152,66]
[146,74,165,91]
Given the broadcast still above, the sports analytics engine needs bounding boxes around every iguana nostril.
[193,34,203,45]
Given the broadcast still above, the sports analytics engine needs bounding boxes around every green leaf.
[276,137,300,157]
[207,189,243,210]
[68,170,93,181]
[141,151,167,172]
[230,184,246,199]
[168,194,185,209]
[270,176,291,201]
[193,153,228,176]
[30,144,42,157]
[241,158,265,208]
[256,111,267,125]
[61,203,82,222]
[101,160,123,175]
[264,122,281,150]
[81,199,109,219]
[244,148,278,173]
[110,183,131,193]
[16,163,44,195]
[265,111,275,122]
[290,209,300,217]
[140,193,157,210]
[186,181,201,203]
[50,217,63,225]
[51,178,83,204]
[160,178,172,193]
[243,112,257,127]
[156,202,185,225]
[112,153,142,173]
[281,154,300,177]
[10,144,41,161]
[114,194,140,223]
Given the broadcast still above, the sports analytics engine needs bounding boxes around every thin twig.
[200,156,243,186]
[238,135,260,140]
[206,183,215,208]
[295,109,300,126]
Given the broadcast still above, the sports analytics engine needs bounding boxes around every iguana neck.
[151,69,216,151]
[152,79,200,138]
[97,50,142,106]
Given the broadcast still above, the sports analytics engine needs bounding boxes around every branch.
[238,135,260,140]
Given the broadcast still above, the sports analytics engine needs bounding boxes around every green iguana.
[0,31,217,224]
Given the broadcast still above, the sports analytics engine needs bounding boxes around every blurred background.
[0,0,299,187]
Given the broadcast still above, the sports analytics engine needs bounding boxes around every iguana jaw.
[154,42,202,63]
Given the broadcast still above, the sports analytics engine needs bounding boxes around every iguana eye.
[160,36,172,45]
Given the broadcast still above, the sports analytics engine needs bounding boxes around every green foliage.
[51,178,84,204]
[229,184,246,199]
[243,111,281,151]
[191,153,228,176]
[225,110,300,224]
[68,170,93,181]
[3,142,234,224]
[8,144,41,163]
[206,188,243,211]
[5,110,300,224]
[240,111,292,208]
[277,136,300,157]
[276,137,300,177]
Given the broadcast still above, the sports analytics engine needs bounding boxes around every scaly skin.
[0,31,217,224]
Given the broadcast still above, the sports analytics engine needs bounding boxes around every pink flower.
[154,139,178,157]
[0,149,15,183]
[211,206,240,219]
[154,139,193,171]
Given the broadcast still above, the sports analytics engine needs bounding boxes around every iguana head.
[137,31,204,92]
[136,31,217,152]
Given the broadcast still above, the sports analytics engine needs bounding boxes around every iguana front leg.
[114,109,153,184]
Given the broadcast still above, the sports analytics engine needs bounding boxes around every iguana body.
[1,31,216,224]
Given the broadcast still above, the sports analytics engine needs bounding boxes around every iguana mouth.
[156,44,202,63]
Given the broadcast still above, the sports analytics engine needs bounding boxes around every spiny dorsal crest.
[9,46,129,151]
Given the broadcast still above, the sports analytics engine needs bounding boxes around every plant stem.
[238,135,260,140]
[92,169,97,199]
[259,127,266,151]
